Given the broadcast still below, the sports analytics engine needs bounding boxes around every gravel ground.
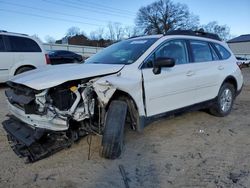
[0,68,250,188]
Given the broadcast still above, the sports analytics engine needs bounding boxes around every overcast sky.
[1,0,249,41]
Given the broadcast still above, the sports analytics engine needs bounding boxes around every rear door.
[142,39,199,116]
[188,40,222,102]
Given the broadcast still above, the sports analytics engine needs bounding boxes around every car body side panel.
[93,65,145,116]
[193,56,243,104]
[189,61,221,103]
[142,64,199,116]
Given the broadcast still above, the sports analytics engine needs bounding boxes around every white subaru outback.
[2,30,243,162]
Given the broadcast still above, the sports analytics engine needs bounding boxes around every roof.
[228,34,250,43]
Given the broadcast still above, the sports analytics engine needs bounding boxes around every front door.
[142,39,198,117]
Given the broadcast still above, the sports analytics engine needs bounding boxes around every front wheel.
[101,100,127,159]
[209,83,235,117]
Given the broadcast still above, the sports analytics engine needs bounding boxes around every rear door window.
[8,36,42,52]
[190,40,213,62]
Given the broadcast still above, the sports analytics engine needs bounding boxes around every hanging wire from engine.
[98,104,101,134]
[87,134,92,160]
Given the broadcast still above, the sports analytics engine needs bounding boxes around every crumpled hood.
[10,63,124,90]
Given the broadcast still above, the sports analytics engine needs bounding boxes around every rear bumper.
[236,84,243,97]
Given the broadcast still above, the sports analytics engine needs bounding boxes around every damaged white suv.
[2,30,243,162]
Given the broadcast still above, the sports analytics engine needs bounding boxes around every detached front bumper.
[2,117,71,162]
[3,117,45,147]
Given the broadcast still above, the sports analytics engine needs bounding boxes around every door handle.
[186,70,195,76]
[218,65,224,70]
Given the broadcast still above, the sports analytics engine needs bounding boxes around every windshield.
[85,38,158,65]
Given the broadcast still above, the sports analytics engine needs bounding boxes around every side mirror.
[153,57,175,74]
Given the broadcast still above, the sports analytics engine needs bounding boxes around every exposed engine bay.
[3,78,117,162]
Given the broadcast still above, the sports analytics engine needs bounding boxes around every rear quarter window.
[8,36,42,52]
[214,43,231,60]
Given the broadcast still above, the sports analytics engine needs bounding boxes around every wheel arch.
[14,65,36,75]
[106,89,142,132]
[221,75,238,92]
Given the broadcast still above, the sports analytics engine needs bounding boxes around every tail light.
[45,54,51,64]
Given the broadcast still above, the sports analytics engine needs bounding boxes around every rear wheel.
[15,66,34,75]
[101,100,127,159]
[209,83,235,117]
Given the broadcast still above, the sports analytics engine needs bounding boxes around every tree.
[107,22,125,41]
[32,34,43,43]
[44,35,56,44]
[202,21,231,41]
[123,26,142,38]
[66,26,81,37]
[136,0,199,34]
[179,13,200,31]
[89,27,105,40]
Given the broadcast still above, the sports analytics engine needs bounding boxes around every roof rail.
[165,29,221,41]
[128,35,145,39]
[0,30,28,36]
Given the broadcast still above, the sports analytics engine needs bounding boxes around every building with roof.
[228,34,250,59]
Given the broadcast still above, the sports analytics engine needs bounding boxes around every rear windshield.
[85,38,158,65]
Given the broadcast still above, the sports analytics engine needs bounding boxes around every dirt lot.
[0,68,250,188]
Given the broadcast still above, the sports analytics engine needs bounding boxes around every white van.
[0,30,50,83]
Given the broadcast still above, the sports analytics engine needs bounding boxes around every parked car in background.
[236,56,250,67]
[48,50,83,65]
[0,30,50,83]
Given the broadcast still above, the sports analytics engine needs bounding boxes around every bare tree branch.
[136,0,199,34]
[202,21,231,41]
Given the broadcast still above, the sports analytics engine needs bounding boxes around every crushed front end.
[2,80,108,162]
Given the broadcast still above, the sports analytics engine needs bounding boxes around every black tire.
[101,100,127,159]
[73,58,79,63]
[209,83,235,117]
[15,67,34,75]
